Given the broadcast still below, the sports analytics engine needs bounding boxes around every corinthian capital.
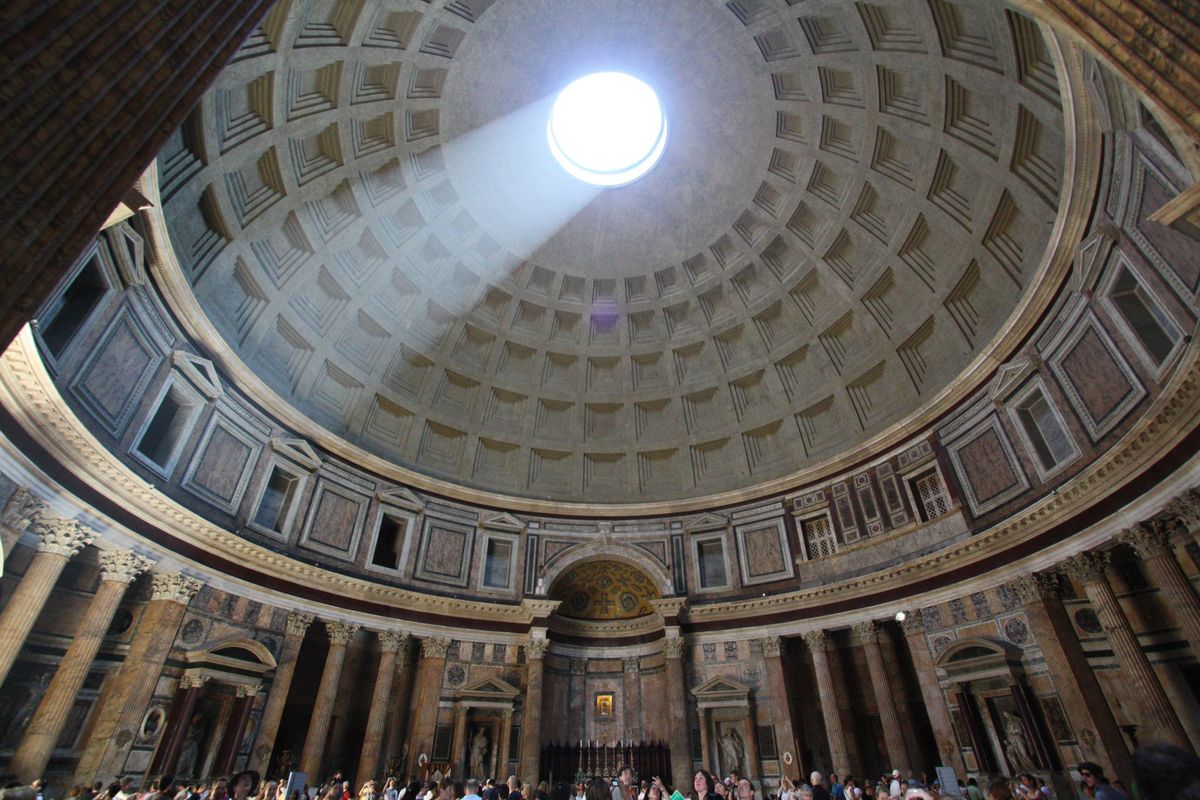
[151,572,203,604]
[661,636,685,659]
[1120,522,1171,559]
[1009,572,1061,605]
[325,620,361,646]
[379,630,410,653]
[801,629,828,652]
[1060,551,1111,585]
[1165,489,1200,530]
[285,611,315,637]
[759,635,782,657]
[99,549,154,583]
[525,638,551,660]
[421,636,451,659]
[1,488,44,531]
[31,514,93,557]
[898,612,925,636]
[851,620,879,644]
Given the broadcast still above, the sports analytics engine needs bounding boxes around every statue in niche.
[719,727,743,774]
[176,713,206,779]
[1002,711,1037,773]
[469,726,489,779]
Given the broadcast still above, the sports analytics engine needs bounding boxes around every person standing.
[809,775,830,800]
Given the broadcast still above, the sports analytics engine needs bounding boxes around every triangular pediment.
[375,486,424,511]
[988,356,1034,402]
[480,511,525,532]
[172,351,222,400]
[682,512,728,532]
[455,675,520,700]
[1071,225,1118,294]
[270,437,321,472]
[692,674,751,698]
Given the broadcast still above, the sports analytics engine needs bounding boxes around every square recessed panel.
[415,515,474,586]
[734,516,794,585]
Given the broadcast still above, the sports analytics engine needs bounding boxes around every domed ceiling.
[160,0,1067,503]
[549,560,661,620]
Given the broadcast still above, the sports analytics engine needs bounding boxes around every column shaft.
[152,680,206,777]
[251,612,313,776]
[742,706,761,780]
[497,710,513,777]
[1013,576,1132,780]
[11,550,148,782]
[300,621,360,779]
[407,638,450,776]
[1127,523,1200,660]
[381,637,415,774]
[662,637,691,788]
[74,574,201,784]
[623,659,641,742]
[803,631,850,776]
[1067,553,1193,753]
[450,704,470,777]
[0,516,92,687]
[357,632,404,784]
[518,640,548,782]
[900,620,966,775]
[213,690,256,775]
[855,622,911,774]
[760,638,800,780]
[697,707,711,773]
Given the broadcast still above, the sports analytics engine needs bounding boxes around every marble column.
[623,657,641,742]
[358,630,407,783]
[742,703,762,780]
[154,674,209,776]
[801,630,850,776]
[898,614,966,775]
[662,636,692,787]
[759,636,800,780]
[1010,573,1131,779]
[497,708,513,776]
[73,572,204,784]
[251,610,314,776]
[300,620,361,779]
[0,514,93,687]
[0,488,43,559]
[697,706,712,770]
[518,637,549,782]
[1062,552,1193,753]
[450,703,470,777]
[213,684,258,775]
[853,621,911,774]
[11,549,152,782]
[381,634,414,774]
[407,637,450,775]
[1124,521,1200,658]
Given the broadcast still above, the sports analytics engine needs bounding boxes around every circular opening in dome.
[547,72,667,187]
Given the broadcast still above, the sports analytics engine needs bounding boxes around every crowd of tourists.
[2,740,1198,800]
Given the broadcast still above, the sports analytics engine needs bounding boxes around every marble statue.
[1002,711,1037,772]
[469,726,489,779]
[719,728,743,774]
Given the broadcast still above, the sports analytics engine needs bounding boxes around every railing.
[540,741,671,785]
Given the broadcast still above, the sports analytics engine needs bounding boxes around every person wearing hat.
[1076,764,1127,800]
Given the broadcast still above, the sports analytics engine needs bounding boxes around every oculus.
[547,72,667,187]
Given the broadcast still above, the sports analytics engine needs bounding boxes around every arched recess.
[539,543,673,597]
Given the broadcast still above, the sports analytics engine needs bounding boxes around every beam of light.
[439,92,605,287]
